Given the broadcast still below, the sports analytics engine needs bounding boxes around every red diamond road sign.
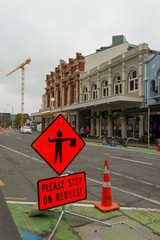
[31,114,85,175]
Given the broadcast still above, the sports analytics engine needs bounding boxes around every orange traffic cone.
[95,160,120,213]
[157,140,160,151]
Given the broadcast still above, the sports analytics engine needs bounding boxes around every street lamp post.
[50,98,55,112]
[40,102,43,112]
[6,104,13,129]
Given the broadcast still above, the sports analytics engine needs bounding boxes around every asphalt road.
[0,129,160,210]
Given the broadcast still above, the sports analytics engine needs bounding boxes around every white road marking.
[67,170,160,206]
[110,155,152,165]
[111,185,160,206]
[6,201,36,205]
[0,144,44,163]
[5,200,160,212]
[92,166,160,188]
[139,155,160,161]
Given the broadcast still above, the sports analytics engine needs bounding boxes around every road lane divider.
[0,144,45,164]
[108,155,152,166]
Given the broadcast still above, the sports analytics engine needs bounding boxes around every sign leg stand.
[65,210,112,227]
[47,206,65,240]
[47,204,112,240]
[47,172,111,239]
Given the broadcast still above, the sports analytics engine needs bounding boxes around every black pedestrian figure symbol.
[48,129,76,163]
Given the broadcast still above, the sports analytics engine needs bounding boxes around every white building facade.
[79,42,149,138]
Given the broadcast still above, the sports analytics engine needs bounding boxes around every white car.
[20,126,32,134]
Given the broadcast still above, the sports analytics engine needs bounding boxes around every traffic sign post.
[37,172,86,211]
[31,114,85,175]
[31,114,111,239]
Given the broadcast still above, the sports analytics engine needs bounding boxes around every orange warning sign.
[37,172,87,210]
[31,115,85,175]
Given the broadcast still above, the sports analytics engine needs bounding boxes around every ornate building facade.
[41,53,85,131]
[38,35,157,139]
[79,43,149,138]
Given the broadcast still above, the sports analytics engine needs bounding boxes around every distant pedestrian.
[80,126,85,137]
[142,130,148,143]
[85,126,90,138]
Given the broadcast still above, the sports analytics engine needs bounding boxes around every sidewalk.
[83,136,159,151]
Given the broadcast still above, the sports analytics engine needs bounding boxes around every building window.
[128,70,138,92]
[83,87,88,102]
[74,85,76,103]
[91,83,97,100]
[66,87,68,105]
[47,93,50,108]
[102,80,109,97]
[114,76,122,95]
[151,80,156,92]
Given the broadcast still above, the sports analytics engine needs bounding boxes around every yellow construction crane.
[6,58,31,126]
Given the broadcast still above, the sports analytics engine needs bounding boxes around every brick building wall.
[45,53,85,109]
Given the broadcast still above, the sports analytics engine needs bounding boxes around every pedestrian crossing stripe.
[0,180,4,186]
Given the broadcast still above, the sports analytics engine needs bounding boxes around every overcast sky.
[0,0,160,115]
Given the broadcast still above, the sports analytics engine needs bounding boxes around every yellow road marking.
[0,180,4,186]
[5,197,27,200]
[80,200,125,206]
[80,200,100,203]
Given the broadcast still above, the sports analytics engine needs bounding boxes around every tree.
[6,120,13,128]
[14,114,26,127]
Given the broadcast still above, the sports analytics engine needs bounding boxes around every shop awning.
[122,104,160,115]
[101,114,113,118]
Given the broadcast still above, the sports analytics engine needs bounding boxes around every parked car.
[20,126,32,134]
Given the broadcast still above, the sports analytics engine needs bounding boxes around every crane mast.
[6,58,31,126]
